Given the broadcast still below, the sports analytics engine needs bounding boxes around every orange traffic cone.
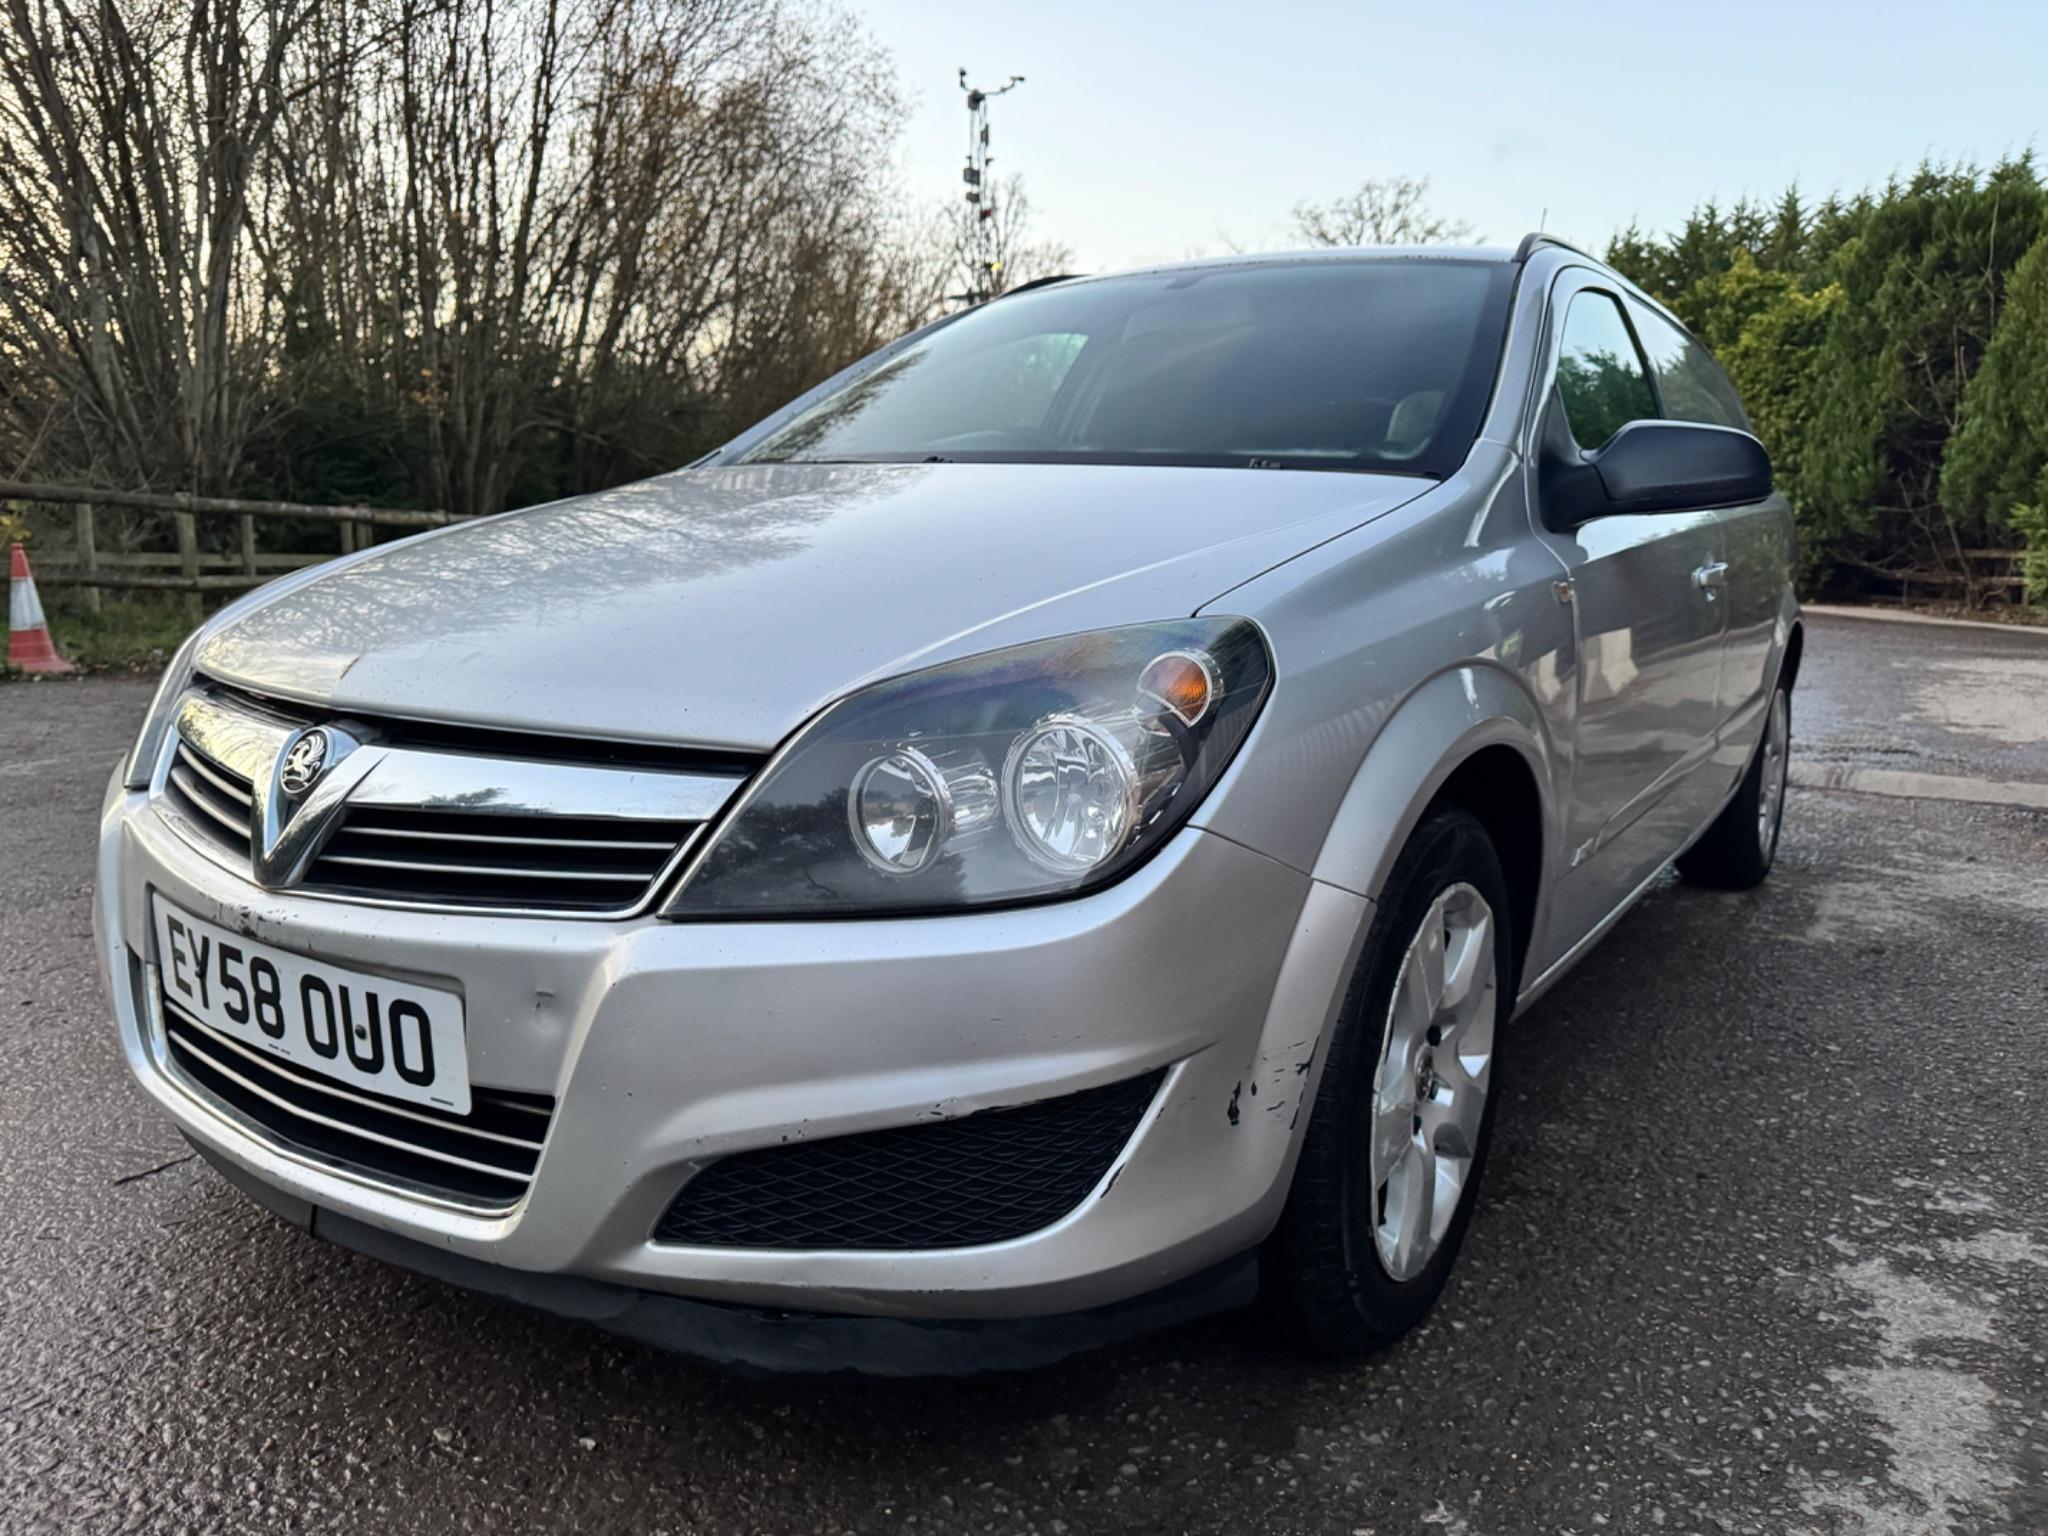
[8,542,76,675]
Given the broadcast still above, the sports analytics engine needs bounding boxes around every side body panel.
[1712,490,1799,762]
[1193,440,1578,978]
[1201,247,1798,1026]
[1520,268,1735,970]
[1537,503,1732,959]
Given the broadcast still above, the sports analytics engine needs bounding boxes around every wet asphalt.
[2,613,2045,1536]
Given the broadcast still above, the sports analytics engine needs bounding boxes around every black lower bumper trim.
[189,1141,1256,1376]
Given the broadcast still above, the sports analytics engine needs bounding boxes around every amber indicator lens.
[1138,650,1219,726]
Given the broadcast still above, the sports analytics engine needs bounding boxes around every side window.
[1625,300,1751,431]
[1554,291,1657,450]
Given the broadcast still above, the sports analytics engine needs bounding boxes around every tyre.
[1676,680,1790,890]
[1263,806,1515,1357]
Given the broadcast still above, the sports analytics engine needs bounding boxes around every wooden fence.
[0,480,458,614]
[1846,546,2030,609]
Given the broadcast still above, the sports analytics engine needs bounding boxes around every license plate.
[152,897,471,1115]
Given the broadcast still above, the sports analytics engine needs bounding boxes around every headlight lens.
[849,746,999,875]
[666,618,1271,918]
[1006,715,1148,874]
[121,626,206,789]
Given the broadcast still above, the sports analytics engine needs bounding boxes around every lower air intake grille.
[159,991,553,1209]
[652,1071,1165,1250]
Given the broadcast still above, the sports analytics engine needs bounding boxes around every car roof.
[1016,238,1689,339]
[1028,247,1523,290]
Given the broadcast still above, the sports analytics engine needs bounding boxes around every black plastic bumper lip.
[189,1141,1257,1377]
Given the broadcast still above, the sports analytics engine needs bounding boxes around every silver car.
[95,238,1799,1373]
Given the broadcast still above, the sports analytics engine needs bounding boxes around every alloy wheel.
[1757,689,1790,859]
[1367,882,1499,1283]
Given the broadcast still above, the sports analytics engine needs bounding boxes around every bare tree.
[0,0,1068,525]
[1290,175,1474,248]
[0,0,317,492]
[264,0,929,511]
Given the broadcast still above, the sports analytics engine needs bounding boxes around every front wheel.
[1262,806,1515,1356]
[1677,680,1790,890]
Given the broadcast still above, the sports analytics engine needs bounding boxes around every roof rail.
[1513,232,1599,264]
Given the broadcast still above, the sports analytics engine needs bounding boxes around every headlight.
[666,618,1272,918]
[122,626,206,789]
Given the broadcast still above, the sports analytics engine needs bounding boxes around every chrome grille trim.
[168,765,251,837]
[165,997,546,1158]
[345,824,673,852]
[176,690,292,786]
[150,685,753,918]
[316,852,663,883]
[162,742,257,858]
[176,743,253,806]
[346,751,739,824]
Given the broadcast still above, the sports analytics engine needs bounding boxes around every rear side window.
[1555,291,1657,449]
[1626,300,1751,431]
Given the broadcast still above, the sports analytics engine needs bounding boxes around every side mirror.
[1540,409,1772,530]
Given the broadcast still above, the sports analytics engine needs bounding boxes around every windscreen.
[736,259,1516,478]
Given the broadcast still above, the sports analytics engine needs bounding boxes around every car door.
[1625,297,1793,778]
[1531,278,1731,955]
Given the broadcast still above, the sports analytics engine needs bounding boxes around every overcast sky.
[858,0,2046,270]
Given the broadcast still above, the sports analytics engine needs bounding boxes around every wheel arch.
[1430,746,1545,992]
[1779,617,1805,695]
[1308,664,1559,988]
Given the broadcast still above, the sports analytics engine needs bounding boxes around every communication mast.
[956,68,1024,306]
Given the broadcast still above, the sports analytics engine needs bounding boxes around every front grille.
[153,682,744,916]
[304,807,693,913]
[163,740,254,859]
[653,1071,1165,1250]
[160,990,552,1208]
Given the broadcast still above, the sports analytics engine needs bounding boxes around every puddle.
[1786,1182,2035,1533]
[1906,657,2048,747]
[1791,848,2048,948]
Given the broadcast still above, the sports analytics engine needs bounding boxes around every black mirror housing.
[1591,420,1772,515]
[1539,404,1773,531]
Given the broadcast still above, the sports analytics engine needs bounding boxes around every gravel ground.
[3,614,2044,1535]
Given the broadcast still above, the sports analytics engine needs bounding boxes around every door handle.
[1692,560,1729,598]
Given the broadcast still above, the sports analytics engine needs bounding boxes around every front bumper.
[96,769,1369,1323]
[195,1142,1259,1375]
